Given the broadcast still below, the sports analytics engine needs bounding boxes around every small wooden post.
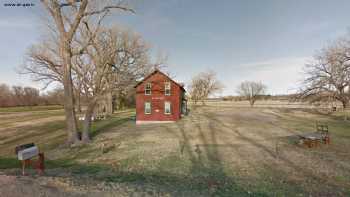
[324,136,330,144]
[21,159,31,176]
[36,153,45,175]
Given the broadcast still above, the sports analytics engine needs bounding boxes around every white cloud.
[222,57,311,95]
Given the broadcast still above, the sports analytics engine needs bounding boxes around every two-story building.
[134,69,187,124]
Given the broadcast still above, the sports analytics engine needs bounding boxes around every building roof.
[134,69,186,92]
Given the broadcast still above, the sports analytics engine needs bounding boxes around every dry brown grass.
[44,105,349,196]
[0,105,350,196]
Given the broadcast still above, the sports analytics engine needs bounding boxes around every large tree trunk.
[249,98,255,107]
[63,73,79,144]
[112,95,116,114]
[341,100,349,121]
[62,43,79,145]
[341,100,348,109]
[106,92,113,115]
[82,100,97,143]
[76,90,82,113]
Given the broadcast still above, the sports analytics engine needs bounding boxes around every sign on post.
[15,143,44,175]
[17,146,39,160]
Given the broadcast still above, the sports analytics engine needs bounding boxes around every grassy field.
[0,104,350,196]
[0,105,63,113]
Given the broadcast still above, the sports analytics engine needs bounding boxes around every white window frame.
[164,101,171,114]
[165,82,171,96]
[144,102,151,114]
[145,83,151,95]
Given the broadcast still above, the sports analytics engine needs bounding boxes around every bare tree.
[0,84,13,107]
[298,38,350,109]
[0,83,65,107]
[23,87,40,106]
[22,0,134,144]
[23,24,150,144]
[106,28,152,113]
[44,87,65,105]
[189,70,223,104]
[12,86,24,106]
[236,81,267,107]
[35,21,148,143]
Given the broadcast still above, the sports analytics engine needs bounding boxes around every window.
[145,83,151,95]
[164,101,171,114]
[144,102,151,114]
[165,82,171,95]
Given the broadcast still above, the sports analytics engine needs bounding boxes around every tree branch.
[84,5,135,16]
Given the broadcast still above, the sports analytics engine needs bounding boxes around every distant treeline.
[221,94,297,101]
[0,83,64,107]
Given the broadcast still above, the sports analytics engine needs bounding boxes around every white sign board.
[17,146,39,160]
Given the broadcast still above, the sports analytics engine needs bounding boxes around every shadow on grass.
[0,107,265,196]
[161,107,270,196]
[6,107,343,195]
[0,105,63,113]
[89,116,133,138]
[0,156,267,196]
[204,109,349,195]
[0,157,76,170]
[1,121,66,146]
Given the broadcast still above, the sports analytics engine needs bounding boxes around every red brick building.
[134,70,187,124]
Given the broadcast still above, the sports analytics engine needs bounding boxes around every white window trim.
[164,101,171,114]
[165,82,171,96]
[144,102,151,114]
[145,83,151,95]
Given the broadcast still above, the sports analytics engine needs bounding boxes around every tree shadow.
[3,107,346,195]
[204,110,346,195]
[0,156,261,196]
[89,116,132,138]
[163,107,269,196]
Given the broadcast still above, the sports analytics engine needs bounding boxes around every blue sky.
[0,0,349,95]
